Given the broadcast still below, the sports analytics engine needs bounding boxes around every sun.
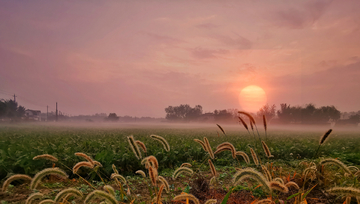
[239,85,267,112]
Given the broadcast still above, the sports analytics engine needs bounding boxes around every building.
[25,109,41,121]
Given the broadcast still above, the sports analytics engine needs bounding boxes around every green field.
[1,122,360,203]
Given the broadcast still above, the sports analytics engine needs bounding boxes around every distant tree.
[165,104,203,121]
[257,104,276,121]
[213,109,233,122]
[107,113,119,121]
[17,106,26,118]
[348,114,360,124]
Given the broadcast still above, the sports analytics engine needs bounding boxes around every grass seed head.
[72,161,94,174]
[319,129,332,145]
[173,193,200,204]
[180,163,192,168]
[233,168,271,194]
[172,167,193,180]
[208,159,217,177]
[250,148,259,166]
[194,139,207,152]
[203,137,214,159]
[2,174,32,192]
[263,115,267,132]
[75,152,94,165]
[236,151,250,164]
[135,170,146,178]
[238,116,249,130]
[158,176,170,193]
[205,199,217,204]
[326,187,360,197]
[156,184,165,204]
[150,134,170,152]
[25,192,43,204]
[33,154,58,162]
[110,173,127,185]
[285,181,299,190]
[127,135,142,159]
[269,181,289,193]
[54,187,83,202]
[136,140,147,153]
[238,111,256,124]
[261,141,273,158]
[84,190,117,204]
[216,124,226,135]
[30,168,68,190]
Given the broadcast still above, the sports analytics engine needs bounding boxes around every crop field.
[1,122,360,204]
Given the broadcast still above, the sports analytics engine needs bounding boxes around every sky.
[1,0,360,117]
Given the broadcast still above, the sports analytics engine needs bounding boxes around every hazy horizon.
[1,0,360,117]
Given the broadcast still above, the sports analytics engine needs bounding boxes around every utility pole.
[56,102,58,122]
[47,106,48,122]
[13,94,16,103]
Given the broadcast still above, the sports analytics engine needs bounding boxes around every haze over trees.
[0,99,25,119]
[164,103,345,125]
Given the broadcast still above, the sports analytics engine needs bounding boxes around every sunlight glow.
[239,85,267,112]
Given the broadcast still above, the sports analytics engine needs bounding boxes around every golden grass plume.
[25,192,43,204]
[236,151,250,164]
[194,139,207,152]
[30,168,68,190]
[173,193,200,204]
[208,159,217,177]
[269,181,289,193]
[54,187,83,202]
[250,148,259,166]
[84,190,117,204]
[319,129,333,145]
[73,161,94,174]
[319,158,351,175]
[33,154,58,162]
[136,140,147,153]
[216,124,226,135]
[135,170,146,178]
[233,168,271,194]
[203,137,214,159]
[75,152,94,165]
[261,141,273,158]
[158,176,170,193]
[127,135,142,159]
[172,167,193,180]
[150,134,170,152]
[110,173,127,185]
[2,174,32,192]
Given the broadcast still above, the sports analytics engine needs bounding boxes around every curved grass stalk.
[269,181,288,193]
[180,163,192,168]
[54,187,83,202]
[33,154,58,162]
[150,134,170,152]
[75,152,94,165]
[149,166,158,186]
[285,181,299,189]
[273,177,284,184]
[172,167,193,180]
[254,199,273,204]
[194,139,207,152]
[2,174,32,192]
[25,192,43,204]
[127,135,142,159]
[216,142,236,159]
[173,193,200,204]
[232,168,271,194]
[142,155,159,169]
[236,151,250,164]
[261,165,272,181]
[72,161,94,174]
[103,185,116,197]
[261,141,273,158]
[203,137,214,159]
[136,140,147,153]
[135,170,146,178]
[38,199,55,204]
[156,184,165,204]
[319,158,351,175]
[30,168,68,190]
[158,176,170,193]
[205,199,217,204]
[208,159,217,177]
[110,173,127,185]
[250,148,259,166]
[216,124,226,136]
[326,187,360,197]
[84,190,117,204]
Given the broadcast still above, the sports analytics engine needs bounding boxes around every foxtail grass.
[127,135,142,159]
[313,129,332,159]
[25,192,43,204]
[250,148,259,165]
[103,185,116,197]
[142,155,159,169]
[156,184,165,204]
[216,142,236,159]
[273,177,284,184]
[326,187,360,197]
[38,199,55,204]
[150,134,170,152]
[2,174,32,192]
[72,161,94,174]
[319,158,351,175]
[180,163,192,168]
[216,124,226,136]
[173,167,193,180]
[263,115,267,140]
[136,140,147,153]
[261,141,273,158]
[173,193,200,204]
[203,137,214,159]
[112,164,119,174]
[269,181,288,193]
[261,165,272,181]
[285,181,299,189]
[135,170,146,178]
[75,152,94,165]
[236,151,250,164]
[30,168,68,190]
[233,168,271,194]
[254,199,273,204]
[158,176,170,193]
[33,154,58,162]
[111,173,127,184]
[205,199,217,204]
[194,139,207,151]
[84,190,117,204]
[149,166,158,186]
[54,187,83,202]
[208,159,217,177]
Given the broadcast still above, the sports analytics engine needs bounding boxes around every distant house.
[25,109,41,121]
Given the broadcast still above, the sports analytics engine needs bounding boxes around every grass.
[1,122,360,203]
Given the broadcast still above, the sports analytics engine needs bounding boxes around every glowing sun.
[239,85,267,112]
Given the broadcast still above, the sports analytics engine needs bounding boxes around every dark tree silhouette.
[257,104,276,121]
[165,104,203,121]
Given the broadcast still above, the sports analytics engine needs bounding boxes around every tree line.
[164,103,352,124]
[0,99,26,119]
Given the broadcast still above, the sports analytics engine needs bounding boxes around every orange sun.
[239,85,267,112]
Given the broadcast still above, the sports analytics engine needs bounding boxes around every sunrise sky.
[1,0,360,117]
